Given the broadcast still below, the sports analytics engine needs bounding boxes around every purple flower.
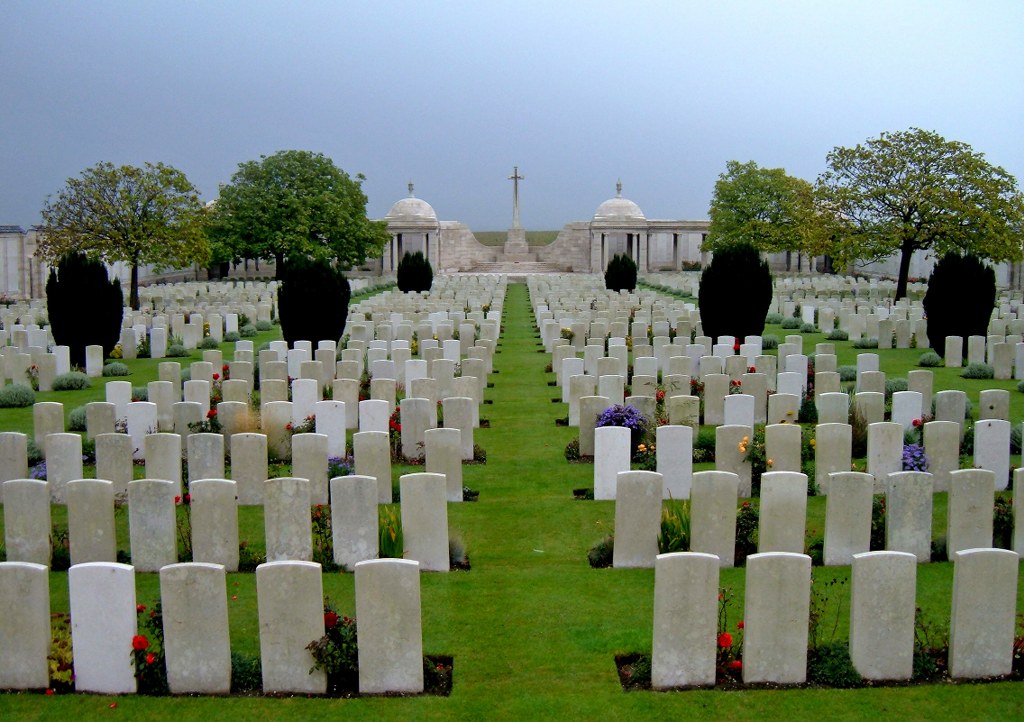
[596,405,651,433]
[901,443,928,472]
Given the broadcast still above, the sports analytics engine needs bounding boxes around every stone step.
[468,261,567,274]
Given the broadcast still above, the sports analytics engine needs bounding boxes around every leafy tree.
[46,252,124,367]
[698,242,773,341]
[922,253,996,353]
[277,255,351,346]
[396,251,434,293]
[816,127,1024,300]
[703,160,828,257]
[604,253,637,292]
[39,161,209,310]
[210,150,389,278]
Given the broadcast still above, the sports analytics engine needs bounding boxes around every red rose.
[718,632,733,648]
[748,366,756,373]
[45,689,54,696]
[324,611,339,629]
[132,635,149,651]
[175,496,181,504]
[136,604,146,613]
[733,342,740,352]
[737,620,744,630]
[183,493,191,504]
[207,408,217,419]
[729,660,742,671]
[146,653,156,665]
[212,373,220,381]
[912,418,922,427]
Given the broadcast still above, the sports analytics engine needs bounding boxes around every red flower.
[737,620,744,630]
[324,611,339,629]
[145,653,156,665]
[718,632,733,648]
[212,372,220,381]
[183,493,191,504]
[285,422,293,431]
[136,604,146,613]
[175,496,182,504]
[132,635,149,651]
[222,364,229,371]
[207,408,217,419]
[45,689,54,696]
[728,660,742,671]
[748,366,756,373]
[912,418,922,427]
[733,342,740,352]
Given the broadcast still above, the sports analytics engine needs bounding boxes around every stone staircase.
[468,260,567,274]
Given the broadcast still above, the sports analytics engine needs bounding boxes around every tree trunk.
[275,252,285,281]
[895,242,914,301]
[130,261,140,311]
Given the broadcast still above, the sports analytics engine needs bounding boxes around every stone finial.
[407,181,414,197]
[616,179,623,197]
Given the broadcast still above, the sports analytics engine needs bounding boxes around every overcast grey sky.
[2,1,1021,231]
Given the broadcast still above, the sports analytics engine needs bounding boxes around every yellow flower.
[810,438,816,447]
[637,444,647,453]
[738,444,747,454]
[741,436,749,444]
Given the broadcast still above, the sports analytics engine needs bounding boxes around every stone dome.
[593,180,645,222]
[385,183,438,224]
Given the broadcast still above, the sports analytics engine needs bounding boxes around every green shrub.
[885,378,908,398]
[224,331,241,342]
[761,334,778,350]
[807,642,862,688]
[52,371,91,391]
[0,384,35,408]
[800,323,817,333]
[180,369,191,384]
[961,362,994,379]
[378,505,403,559]
[199,336,220,349]
[102,362,130,377]
[852,337,879,349]
[826,329,849,341]
[230,651,262,694]
[167,344,189,357]
[397,250,434,293]
[587,535,614,568]
[918,351,943,367]
[132,386,148,402]
[693,426,717,463]
[278,255,351,346]
[239,324,257,338]
[923,252,995,353]
[764,313,783,325]
[45,252,124,368]
[68,405,88,431]
[657,499,690,553]
[604,253,638,292]
[255,320,273,332]
[698,242,772,341]
[781,317,801,329]
[838,365,857,382]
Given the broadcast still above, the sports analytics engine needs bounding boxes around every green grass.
[1,283,1022,719]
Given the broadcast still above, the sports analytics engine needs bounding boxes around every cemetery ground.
[1,282,1023,720]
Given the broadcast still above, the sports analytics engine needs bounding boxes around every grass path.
[1,281,1023,719]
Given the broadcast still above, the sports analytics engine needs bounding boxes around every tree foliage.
[604,253,637,292]
[698,242,773,341]
[210,150,389,277]
[396,251,434,293]
[277,255,351,346]
[46,252,124,367]
[39,161,209,310]
[816,127,1024,300]
[704,160,828,255]
[922,253,996,353]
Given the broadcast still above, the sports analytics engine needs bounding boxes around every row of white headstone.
[650,547,1018,687]
[607,468,1024,569]
[3,462,456,571]
[0,558,424,695]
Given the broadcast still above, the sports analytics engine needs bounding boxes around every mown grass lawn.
[0,280,1022,720]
